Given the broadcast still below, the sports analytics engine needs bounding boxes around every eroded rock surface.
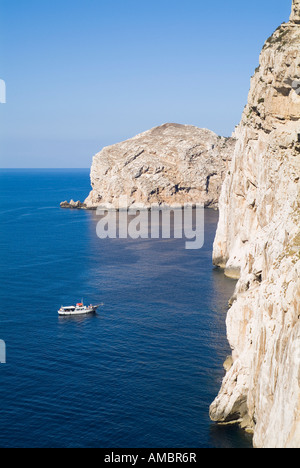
[84,123,235,210]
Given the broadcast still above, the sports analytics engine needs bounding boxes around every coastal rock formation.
[83,123,235,209]
[60,200,86,209]
[210,1,300,448]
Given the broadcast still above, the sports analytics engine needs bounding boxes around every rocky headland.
[209,0,300,448]
[61,123,235,210]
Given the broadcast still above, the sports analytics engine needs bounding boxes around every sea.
[0,169,253,448]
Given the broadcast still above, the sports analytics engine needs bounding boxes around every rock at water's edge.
[60,200,86,210]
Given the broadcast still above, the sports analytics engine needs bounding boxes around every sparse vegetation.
[263,25,291,51]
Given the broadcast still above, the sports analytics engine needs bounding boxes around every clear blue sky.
[0,0,292,168]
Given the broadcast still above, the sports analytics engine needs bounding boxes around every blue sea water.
[0,169,252,448]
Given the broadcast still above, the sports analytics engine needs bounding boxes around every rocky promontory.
[60,200,86,209]
[82,123,235,210]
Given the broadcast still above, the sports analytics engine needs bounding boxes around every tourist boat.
[58,302,99,316]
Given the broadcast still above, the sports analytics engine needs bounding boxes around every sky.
[0,0,293,168]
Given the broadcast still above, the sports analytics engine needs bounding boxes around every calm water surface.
[0,169,252,448]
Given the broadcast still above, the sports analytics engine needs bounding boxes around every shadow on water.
[210,424,253,449]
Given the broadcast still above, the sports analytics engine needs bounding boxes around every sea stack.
[60,200,86,209]
[83,123,235,210]
[210,0,300,448]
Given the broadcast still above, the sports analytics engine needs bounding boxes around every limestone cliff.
[210,1,300,448]
[84,123,235,209]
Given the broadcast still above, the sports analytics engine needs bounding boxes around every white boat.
[58,302,99,316]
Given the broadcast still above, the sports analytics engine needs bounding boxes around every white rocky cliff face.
[210,1,300,448]
[83,123,235,210]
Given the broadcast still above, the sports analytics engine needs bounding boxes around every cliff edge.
[210,1,300,448]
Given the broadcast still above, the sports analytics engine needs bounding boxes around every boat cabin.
[61,306,76,312]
